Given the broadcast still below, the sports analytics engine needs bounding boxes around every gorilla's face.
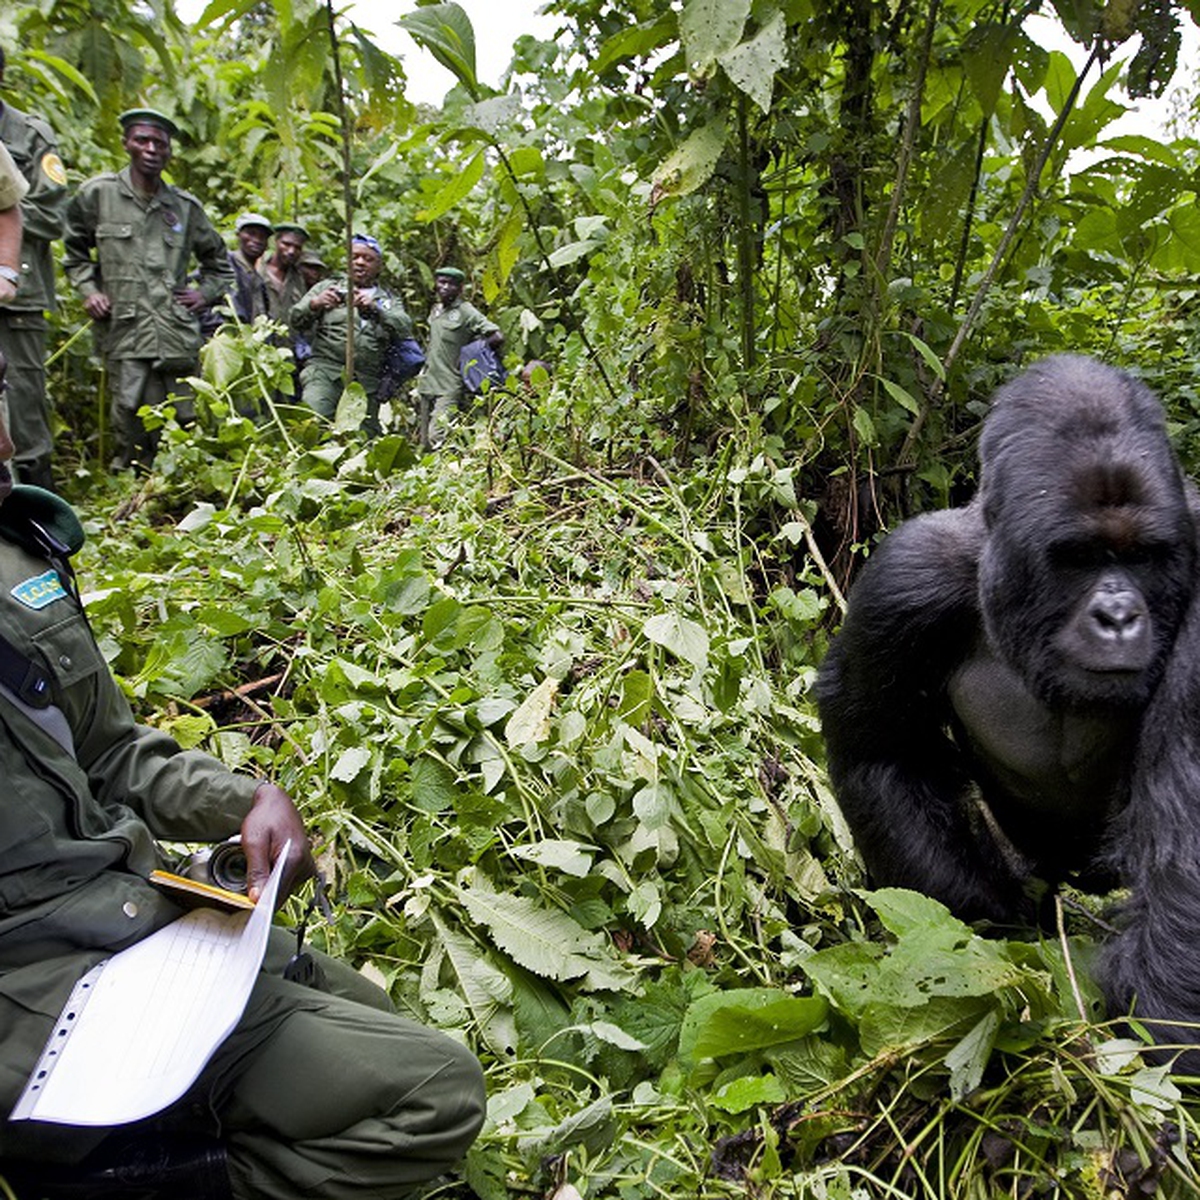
[977,360,1197,712]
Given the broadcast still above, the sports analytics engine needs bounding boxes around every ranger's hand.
[311,286,343,312]
[173,287,208,313]
[84,292,112,320]
[240,782,314,906]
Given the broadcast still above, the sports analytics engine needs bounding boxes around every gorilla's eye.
[1051,541,1108,570]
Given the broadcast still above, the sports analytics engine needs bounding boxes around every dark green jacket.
[0,488,257,1128]
[290,279,413,392]
[0,101,67,315]
[62,167,234,362]
[417,298,499,402]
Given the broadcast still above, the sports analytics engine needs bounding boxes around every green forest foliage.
[5,0,1200,1194]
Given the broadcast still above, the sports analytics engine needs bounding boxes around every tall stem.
[325,0,355,382]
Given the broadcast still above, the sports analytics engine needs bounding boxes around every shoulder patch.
[12,570,68,611]
[39,152,67,187]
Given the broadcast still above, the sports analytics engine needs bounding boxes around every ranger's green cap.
[118,108,180,137]
[274,222,309,239]
[299,250,327,268]
[435,266,465,281]
[236,212,274,232]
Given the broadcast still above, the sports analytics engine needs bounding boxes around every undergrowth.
[52,331,1200,1198]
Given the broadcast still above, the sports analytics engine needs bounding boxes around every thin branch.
[900,42,1104,462]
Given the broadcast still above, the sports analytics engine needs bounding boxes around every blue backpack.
[378,337,425,399]
[459,339,507,395]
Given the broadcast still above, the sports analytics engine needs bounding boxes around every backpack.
[378,337,426,400]
[459,339,507,396]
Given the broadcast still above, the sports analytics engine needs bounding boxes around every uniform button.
[58,655,72,669]
[122,901,139,919]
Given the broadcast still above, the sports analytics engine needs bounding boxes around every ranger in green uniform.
[258,221,308,323]
[0,351,485,1199]
[0,141,27,284]
[415,266,502,451]
[61,110,234,470]
[290,233,412,434]
[0,46,69,491]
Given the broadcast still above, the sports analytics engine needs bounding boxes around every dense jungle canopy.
[6,0,1200,1196]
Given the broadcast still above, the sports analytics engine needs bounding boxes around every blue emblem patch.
[12,570,67,610]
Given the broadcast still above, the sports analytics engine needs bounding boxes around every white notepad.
[10,842,290,1126]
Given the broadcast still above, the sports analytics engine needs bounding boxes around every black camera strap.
[282,871,334,989]
[0,627,52,709]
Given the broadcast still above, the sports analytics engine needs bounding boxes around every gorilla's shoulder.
[870,506,982,585]
[845,505,982,631]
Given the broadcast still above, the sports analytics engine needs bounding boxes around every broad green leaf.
[717,10,787,113]
[198,0,261,27]
[1102,135,1180,167]
[432,915,517,1057]
[1093,1039,1146,1075]
[520,1096,616,1161]
[946,1010,1001,1099]
[589,1021,647,1051]
[508,839,595,877]
[852,405,877,446]
[712,1074,786,1113]
[593,14,678,75]
[196,606,254,636]
[618,669,654,724]
[458,882,610,982]
[961,23,1019,116]
[333,383,368,434]
[178,502,217,533]
[330,744,371,783]
[628,878,662,927]
[464,94,522,137]
[878,376,921,416]
[864,888,972,941]
[651,119,727,201]
[25,51,99,105]
[860,995,990,1058]
[680,0,750,76]
[418,151,485,222]
[201,333,244,390]
[1130,1065,1182,1111]
[398,2,479,97]
[506,145,544,180]
[680,988,828,1062]
[644,611,709,669]
[162,713,216,751]
[505,677,558,747]
[548,239,599,269]
[896,332,946,381]
[411,756,458,812]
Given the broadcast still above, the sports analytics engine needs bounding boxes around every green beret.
[435,266,465,281]
[236,212,274,232]
[274,222,309,239]
[118,108,180,137]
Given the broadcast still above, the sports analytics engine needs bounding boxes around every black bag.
[459,339,507,396]
[378,337,425,400]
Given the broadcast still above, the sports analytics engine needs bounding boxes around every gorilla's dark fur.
[817,355,1200,1065]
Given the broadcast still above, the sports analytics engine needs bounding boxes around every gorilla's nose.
[1089,589,1146,642]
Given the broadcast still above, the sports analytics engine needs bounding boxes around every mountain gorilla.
[817,355,1200,1064]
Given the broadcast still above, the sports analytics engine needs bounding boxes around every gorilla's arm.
[1101,570,1200,1070]
[817,505,1030,923]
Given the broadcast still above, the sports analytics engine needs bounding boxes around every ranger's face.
[350,246,381,286]
[276,233,306,266]
[435,276,462,304]
[123,124,172,176]
[238,225,270,261]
